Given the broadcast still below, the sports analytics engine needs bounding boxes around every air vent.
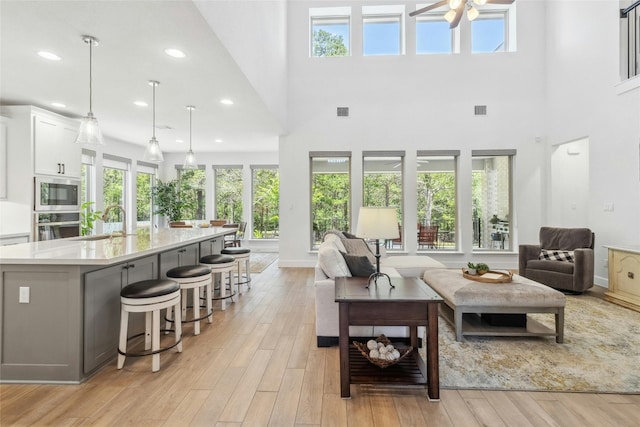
[337,107,349,117]
[474,105,487,116]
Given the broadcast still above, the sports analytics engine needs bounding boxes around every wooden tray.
[461,269,513,283]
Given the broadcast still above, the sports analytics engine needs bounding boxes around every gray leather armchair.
[519,227,595,293]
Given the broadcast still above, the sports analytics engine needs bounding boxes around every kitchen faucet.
[102,204,126,236]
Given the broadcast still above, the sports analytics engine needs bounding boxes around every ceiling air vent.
[337,107,349,117]
[474,105,487,116]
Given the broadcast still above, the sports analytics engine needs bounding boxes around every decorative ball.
[386,352,396,360]
[378,342,385,349]
[379,346,388,354]
[366,340,378,350]
[386,344,395,352]
[369,349,380,359]
[392,349,400,359]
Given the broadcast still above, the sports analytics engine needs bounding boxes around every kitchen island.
[0,227,235,383]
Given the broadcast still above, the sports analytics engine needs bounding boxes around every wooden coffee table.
[335,276,444,401]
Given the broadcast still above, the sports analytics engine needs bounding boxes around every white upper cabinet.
[33,114,81,178]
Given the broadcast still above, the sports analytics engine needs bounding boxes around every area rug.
[250,252,278,273]
[436,294,640,393]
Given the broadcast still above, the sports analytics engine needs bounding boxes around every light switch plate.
[19,286,29,303]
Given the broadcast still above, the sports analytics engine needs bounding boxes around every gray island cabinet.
[0,227,233,383]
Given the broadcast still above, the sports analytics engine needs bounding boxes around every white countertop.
[0,227,235,265]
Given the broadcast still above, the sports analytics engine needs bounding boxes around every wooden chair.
[169,221,193,228]
[418,224,438,249]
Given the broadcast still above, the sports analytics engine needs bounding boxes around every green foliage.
[312,173,350,243]
[313,29,348,57]
[152,179,196,222]
[136,172,152,221]
[215,168,243,223]
[252,169,280,238]
[363,173,402,218]
[179,169,206,220]
[417,171,455,229]
[476,263,490,272]
[80,201,102,236]
[103,168,124,222]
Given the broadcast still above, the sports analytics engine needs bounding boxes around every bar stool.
[118,279,182,372]
[221,247,251,295]
[200,254,236,310]
[165,265,212,336]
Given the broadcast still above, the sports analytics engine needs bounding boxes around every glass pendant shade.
[143,80,164,163]
[75,35,103,145]
[144,137,164,162]
[182,105,197,169]
[76,112,103,145]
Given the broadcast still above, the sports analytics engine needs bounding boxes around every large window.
[310,152,351,249]
[80,150,95,207]
[178,167,206,221]
[362,5,404,56]
[310,7,350,57]
[363,152,404,249]
[214,166,243,223]
[416,14,456,54]
[252,166,279,239]
[416,152,458,251]
[621,1,640,80]
[472,151,514,251]
[136,162,156,230]
[102,155,129,234]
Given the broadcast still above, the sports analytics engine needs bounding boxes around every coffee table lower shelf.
[349,346,426,385]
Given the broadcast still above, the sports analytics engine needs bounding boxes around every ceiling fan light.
[76,112,103,145]
[144,137,164,163]
[449,0,462,9]
[444,9,457,23]
[467,5,480,21]
[473,0,488,5]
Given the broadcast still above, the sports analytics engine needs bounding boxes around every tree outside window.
[311,154,351,249]
[215,167,243,223]
[252,167,279,239]
[310,13,350,57]
[103,166,126,234]
[178,168,206,221]
[136,171,154,230]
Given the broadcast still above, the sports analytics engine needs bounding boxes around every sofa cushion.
[341,238,376,264]
[318,242,351,279]
[341,253,376,277]
[323,232,347,252]
[539,249,574,263]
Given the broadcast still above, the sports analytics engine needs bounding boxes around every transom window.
[362,5,405,56]
[416,14,457,54]
[310,7,350,57]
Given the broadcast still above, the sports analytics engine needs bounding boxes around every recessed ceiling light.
[214,139,223,143]
[38,51,61,61]
[164,48,186,58]
[51,102,66,108]
[176,139,184,143]
[133,101,148,107]
[220,99,234,105]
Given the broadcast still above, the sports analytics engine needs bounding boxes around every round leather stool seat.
[121,279,180,299]
[221,247,250,255]
[200,254,235,264]
[166,265,211,279]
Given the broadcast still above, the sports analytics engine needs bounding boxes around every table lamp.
[356,207,400,288]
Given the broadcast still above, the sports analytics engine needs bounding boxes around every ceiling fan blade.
[409,0,448,17]
[487,0,515,4]
[449,6,464,29]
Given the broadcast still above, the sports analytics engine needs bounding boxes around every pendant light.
[183,105,197,169]
[75,35,103,145]
[143,80,164,162]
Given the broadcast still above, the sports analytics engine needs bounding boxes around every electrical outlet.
[603,259,608,268]
[19,286,30,304]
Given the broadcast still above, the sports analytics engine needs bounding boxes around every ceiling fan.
[410,0,515,29]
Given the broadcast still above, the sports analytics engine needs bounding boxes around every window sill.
[616,75,640,95]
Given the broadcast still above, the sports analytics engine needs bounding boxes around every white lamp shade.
[143,137,164,162]
[75,112,103,145]
[356,207,399,240]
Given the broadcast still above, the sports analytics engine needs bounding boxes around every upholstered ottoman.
[422,269,566,343]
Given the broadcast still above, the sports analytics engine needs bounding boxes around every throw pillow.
[539,249,575,263]
[341,252,376,277]
[322,230,344,241]
[323,232,347,252]
[341,238,376,265]
[318,244,352,279]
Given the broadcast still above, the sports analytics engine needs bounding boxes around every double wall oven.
[34,176,81,241]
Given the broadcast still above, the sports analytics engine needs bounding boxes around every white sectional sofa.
[314,233,445,347]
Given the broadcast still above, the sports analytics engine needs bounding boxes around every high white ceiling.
[0,0,283,153]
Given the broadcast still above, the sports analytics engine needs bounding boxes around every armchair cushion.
[539,226,594,250]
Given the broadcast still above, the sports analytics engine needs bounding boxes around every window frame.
[177,165,207,221]
[213,165,243,224]
[102,154,130,234]
[362,5,406,56]
[136,161,158,231]
[251,165,280,240]
[310,151,352,250]
[310,6,351,57]
[415,11,459,55]
[470,2,517,54]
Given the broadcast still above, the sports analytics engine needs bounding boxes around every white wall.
[279,0,548,268]
[549,138,590,227]
[545,1,640,286]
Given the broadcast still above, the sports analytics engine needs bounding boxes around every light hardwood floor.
[1,264,639,426]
